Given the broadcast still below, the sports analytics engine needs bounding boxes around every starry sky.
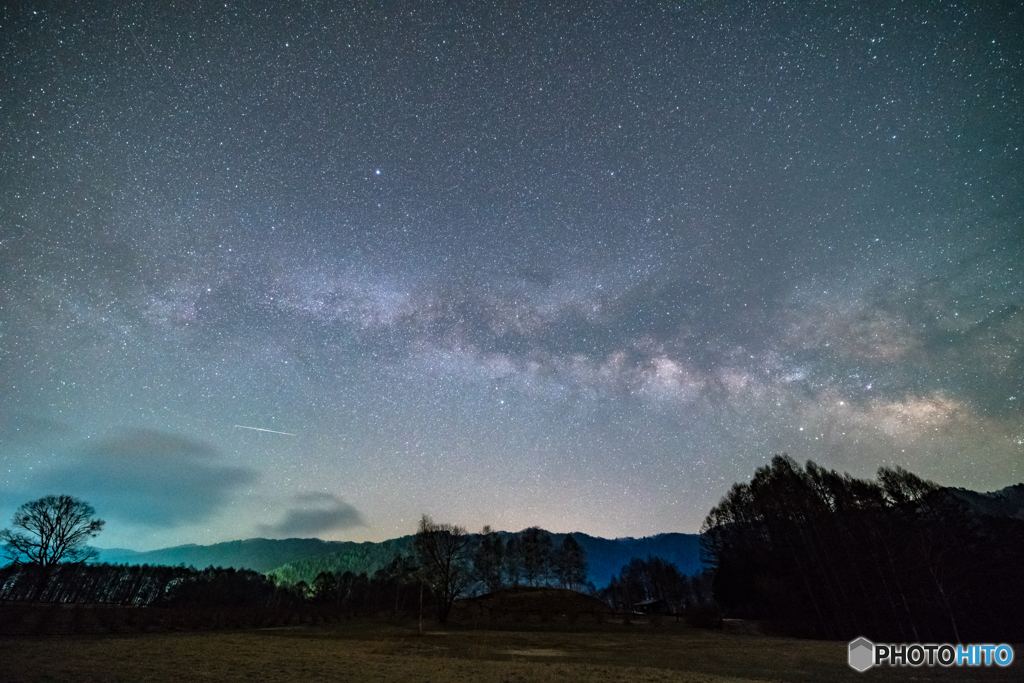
[2,1,1022,551]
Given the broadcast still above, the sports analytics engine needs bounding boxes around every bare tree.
[554,533,588,590]
[521,526,553,586]
[472,525,504,594]
[413,514,471,624]
[1,495,105,567]
[503,534,524,587]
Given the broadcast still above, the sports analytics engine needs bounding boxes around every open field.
[1,618,1019,683]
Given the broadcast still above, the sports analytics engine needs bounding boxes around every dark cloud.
[35,429,257,527]
[257,493,364,538]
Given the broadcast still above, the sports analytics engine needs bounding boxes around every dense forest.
[701,455,1024,641]
[0,563,302,607]
[598,556,717,625]
[221,531,701,589]
[92,531,702,589]
[96,538,358,574]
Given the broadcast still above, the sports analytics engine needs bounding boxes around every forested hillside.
[92,531,702,590]
[95,538,352,573]
[701,456,1024,642]
[265,536,416,585]
[265,531,702,589]
[575,532,701,586]
[947,483,1024,519]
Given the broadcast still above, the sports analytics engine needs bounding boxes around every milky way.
[2,2,1021,550]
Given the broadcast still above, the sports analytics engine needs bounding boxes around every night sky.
[2,1,1022,551]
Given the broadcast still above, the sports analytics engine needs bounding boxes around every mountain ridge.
[94,531,703,588]
[89,483,1024,586]
[95,537,354,573]
[947,483,1024,520]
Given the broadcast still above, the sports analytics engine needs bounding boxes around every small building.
[633,598,668,615]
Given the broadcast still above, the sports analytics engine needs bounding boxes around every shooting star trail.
[126,22,161,78]
[234,425,297,436]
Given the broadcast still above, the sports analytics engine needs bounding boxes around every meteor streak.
[234,425,296,436]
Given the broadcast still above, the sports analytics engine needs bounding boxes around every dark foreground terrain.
[1,615,1020,683]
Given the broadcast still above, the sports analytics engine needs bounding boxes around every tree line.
[10,457,1021,640]
[598,556,715,620]
[700,454,1024,642]
[0,501,595,626]
[411,516,590,623]
[0,562,304,608]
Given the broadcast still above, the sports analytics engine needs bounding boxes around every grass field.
[1,618,1020,682]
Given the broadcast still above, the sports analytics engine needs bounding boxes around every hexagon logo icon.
[849,637,874,672]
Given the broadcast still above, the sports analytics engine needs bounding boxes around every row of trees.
[472,525,589,592]
[414,517,590,622]
[20,461,1021,640]
[0,562,304,608]
[599,555,714,616]
[308,557,418,612]
[701,455,1024,642]
[0,501,593,625]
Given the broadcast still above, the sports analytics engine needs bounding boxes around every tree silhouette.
[413,514,471,623]
[1,495,105,567]
[311,570,340,604]
[521,526,553,586]
[700,455,1024,641]
[554,534,588,590]
[472,526,504,594]
[600,556,691,613]
[503,534,524,587]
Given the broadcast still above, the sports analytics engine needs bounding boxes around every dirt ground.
[0,619,1019,682]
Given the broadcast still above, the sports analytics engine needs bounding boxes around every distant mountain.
[264,531,703,589]
[92,547,143,563]
[91,531,704,589]
[93,538,352,573]
[947,483,1024,520]
[571,532,702,585]
[87,483,1022,586]
[266,536,417,585]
